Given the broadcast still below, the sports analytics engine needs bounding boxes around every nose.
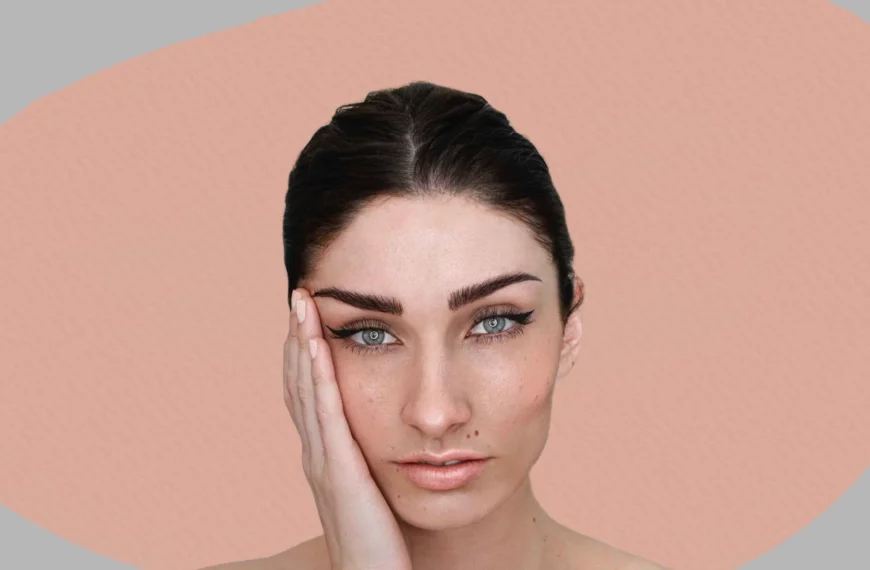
[400,348,472,439]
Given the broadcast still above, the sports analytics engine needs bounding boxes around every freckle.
[474,430,479,436]
[533,517,536,522]
[466,433,470,439]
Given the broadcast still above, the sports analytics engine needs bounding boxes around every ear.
[556,274,584,380]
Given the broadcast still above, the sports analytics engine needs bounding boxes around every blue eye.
[471,315,513,335]
[350,328,399,347]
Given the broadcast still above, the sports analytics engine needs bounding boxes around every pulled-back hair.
[283,81,583,325]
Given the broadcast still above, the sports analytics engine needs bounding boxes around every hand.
[283,288,413,570]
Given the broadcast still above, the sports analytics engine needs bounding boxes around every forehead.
[307,196,554,302]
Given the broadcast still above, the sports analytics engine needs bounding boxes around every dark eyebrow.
[311,271,542,315]
[447,271,543,311]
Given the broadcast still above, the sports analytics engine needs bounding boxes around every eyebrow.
[311,271,543,315]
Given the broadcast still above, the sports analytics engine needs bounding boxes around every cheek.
[331,353,397,449]
[473,345,557,430]
[471,347,557,470]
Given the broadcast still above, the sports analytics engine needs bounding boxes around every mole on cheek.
[474,430,479,436]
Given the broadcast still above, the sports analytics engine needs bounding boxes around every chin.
[393,491,495,530]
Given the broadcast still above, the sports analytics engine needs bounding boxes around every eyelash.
[325,309,535,356]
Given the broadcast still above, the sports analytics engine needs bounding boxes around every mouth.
[395,455,491,491]
[414,459,467,466]
[397,451,489,465]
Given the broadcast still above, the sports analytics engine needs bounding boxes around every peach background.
[1,0,869,568]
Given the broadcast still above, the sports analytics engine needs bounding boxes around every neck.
[397,477,558,570]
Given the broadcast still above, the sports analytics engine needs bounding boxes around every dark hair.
[283,81,583,326]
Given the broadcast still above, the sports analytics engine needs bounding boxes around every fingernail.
[291,290,300,312]
[309,339,318,359]
[297,299,306,323]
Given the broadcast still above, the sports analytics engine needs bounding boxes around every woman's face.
[300,195,581,530]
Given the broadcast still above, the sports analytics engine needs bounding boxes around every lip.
[396,451,489,464]
[397,458,490,491]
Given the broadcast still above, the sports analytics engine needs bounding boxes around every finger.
[295,291,324,471]
[284,302,304,437]
[286,292,303,422]
[287,291,311,469]
[308,337,357,464]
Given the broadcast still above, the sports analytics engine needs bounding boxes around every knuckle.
[296,386,310,408]
[315,405,330,427]
[309,363,322,385]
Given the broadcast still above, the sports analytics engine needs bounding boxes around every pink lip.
[394,451,491,491]
[397,459,490,491]
[397,450,488,464]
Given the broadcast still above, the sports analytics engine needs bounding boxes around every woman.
[205,81,667,570]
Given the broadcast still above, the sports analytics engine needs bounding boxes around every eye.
[468,310,535,346]
[348,328,399,348]
[325,319,400,355]
[470,315,516,336]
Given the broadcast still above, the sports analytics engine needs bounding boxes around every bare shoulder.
[557,525,670,570]
[198,535,330,570]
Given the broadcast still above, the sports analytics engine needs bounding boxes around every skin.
[202,195,667,570]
